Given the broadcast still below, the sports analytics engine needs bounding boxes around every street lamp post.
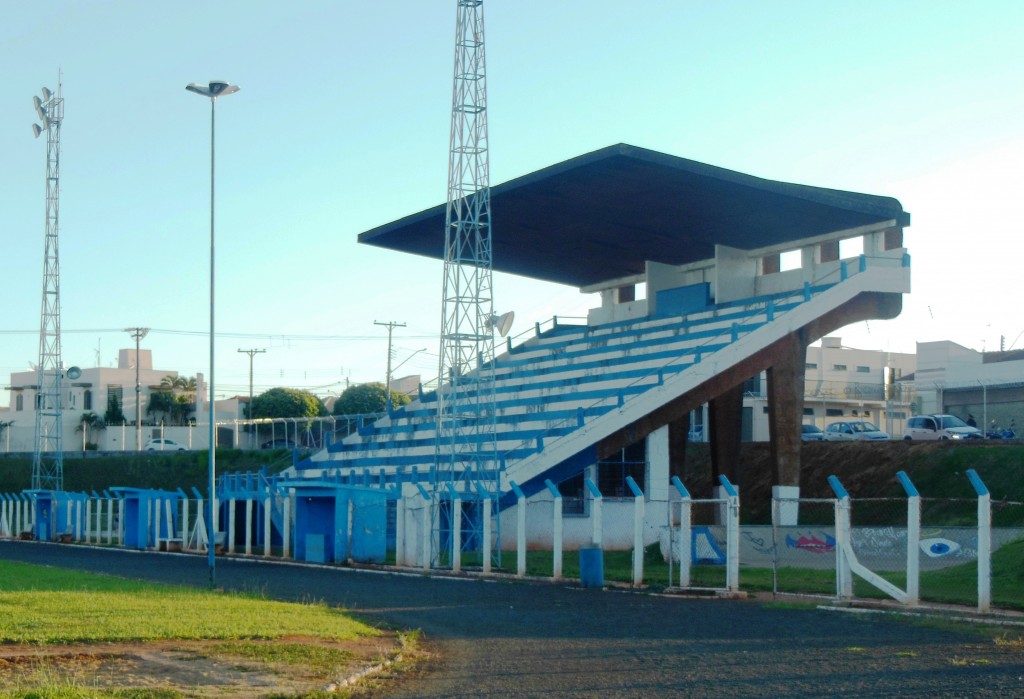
[186,80,239,586]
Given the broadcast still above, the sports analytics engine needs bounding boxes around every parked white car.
[824,420,890,441]
[144,438,187,451]
[902,414,982,441]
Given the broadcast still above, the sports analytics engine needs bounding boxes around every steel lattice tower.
[434,0,498,494]
[31,82,65,491]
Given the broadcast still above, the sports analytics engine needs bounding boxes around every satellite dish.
[33,96,45,120]
[32,124,42,138]
[41,87,52,100]
[66,366,82,380]
[487,311,515,337]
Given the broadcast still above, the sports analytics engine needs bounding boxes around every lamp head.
[186,81,240,99]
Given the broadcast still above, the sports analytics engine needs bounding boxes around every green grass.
[455,536,1024,610]
[205,640,354,674]
[0,560,377,644]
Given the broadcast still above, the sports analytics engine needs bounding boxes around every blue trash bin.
[579,547,604,588]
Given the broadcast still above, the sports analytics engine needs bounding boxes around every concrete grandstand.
[292,143,911,533]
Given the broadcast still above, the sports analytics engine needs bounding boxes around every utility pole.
[124,327,150,451]
[374,321,406,402]
[238,348,266,448]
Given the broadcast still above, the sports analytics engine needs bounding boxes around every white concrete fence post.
[967,469,991,613]
[395,492,406,566]
[181,499,190,550]
[719,475,740,592]
[510,481,527,578]
[245,498,253,555]
[116,497,124,545]
[897,471,920,606]
[545,479,563,580]
[447,485,462,573]
[164,500,173,550]
[585,478,602,548]
[413,484,432,572]
[75,499,83,543]
[626,476,645,587]
[482,495,493,574]
[85,499,93,543]
[829,476,854,600]
[227,498,237,554]
[671,477,692,589]
[263,496,272,557]
[282,493,291,559]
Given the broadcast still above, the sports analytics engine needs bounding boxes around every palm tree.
[154,375,198,426]
[75,412,106,451]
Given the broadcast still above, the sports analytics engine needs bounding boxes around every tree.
[75,411,106,450]
[104,393,126,425]
[332,382,410,416]
[250,387,327,419]
[147,375,197,426]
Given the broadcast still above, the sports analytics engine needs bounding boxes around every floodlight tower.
[434,0,498,495]
[30,81,65,492]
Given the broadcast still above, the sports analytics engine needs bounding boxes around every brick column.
[709,383,744,487]
[767,335,806,488]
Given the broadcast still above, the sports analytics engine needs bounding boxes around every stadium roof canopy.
[357,143,910,288]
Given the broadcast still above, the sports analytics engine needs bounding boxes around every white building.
[688,337,916,441]
[912,341,1024,430]
[3,349,207,452]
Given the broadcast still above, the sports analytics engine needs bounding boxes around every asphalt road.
[2,541,1021,697]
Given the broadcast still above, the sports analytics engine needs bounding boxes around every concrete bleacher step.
[311,284,832,478]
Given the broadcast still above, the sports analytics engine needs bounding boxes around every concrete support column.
[767,335,806,488]
[709,383,744,487]
[668,415,690,481]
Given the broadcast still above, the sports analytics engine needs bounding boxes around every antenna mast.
[434,0,498,494]
[30,79,65,491]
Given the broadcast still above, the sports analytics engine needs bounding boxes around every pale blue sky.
[2,1,1022,404]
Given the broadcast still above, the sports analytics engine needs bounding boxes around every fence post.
[263,496,272,557]
[75,499,83,543]
[85,499,93,543]
[482,495,493,574]
[967,469,991,613]
[510,481,527,578]
[227,499,236,556]
[828,475,853,600]
[626,476,644,586]
[545,479,563,580]
[244,498,253,555]
[896,471,920,605]
[446,484,461,573]
[415,484,431,572]
[671,476,691,588]
[282,494,291,559]
[719,475,739,592]
[395,492,406,566]
[164,500,173,550]
[117,497,124,545]
[585,478,602,548]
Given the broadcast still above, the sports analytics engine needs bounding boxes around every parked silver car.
[902,414,981,441]
[824,420,890,441]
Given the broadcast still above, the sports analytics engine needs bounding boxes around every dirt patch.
[0,634,403,697]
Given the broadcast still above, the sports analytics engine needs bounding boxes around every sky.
[1,1,1022,407]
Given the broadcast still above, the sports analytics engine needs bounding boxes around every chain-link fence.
[758,498,838,597]
[991,499,1024,611]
